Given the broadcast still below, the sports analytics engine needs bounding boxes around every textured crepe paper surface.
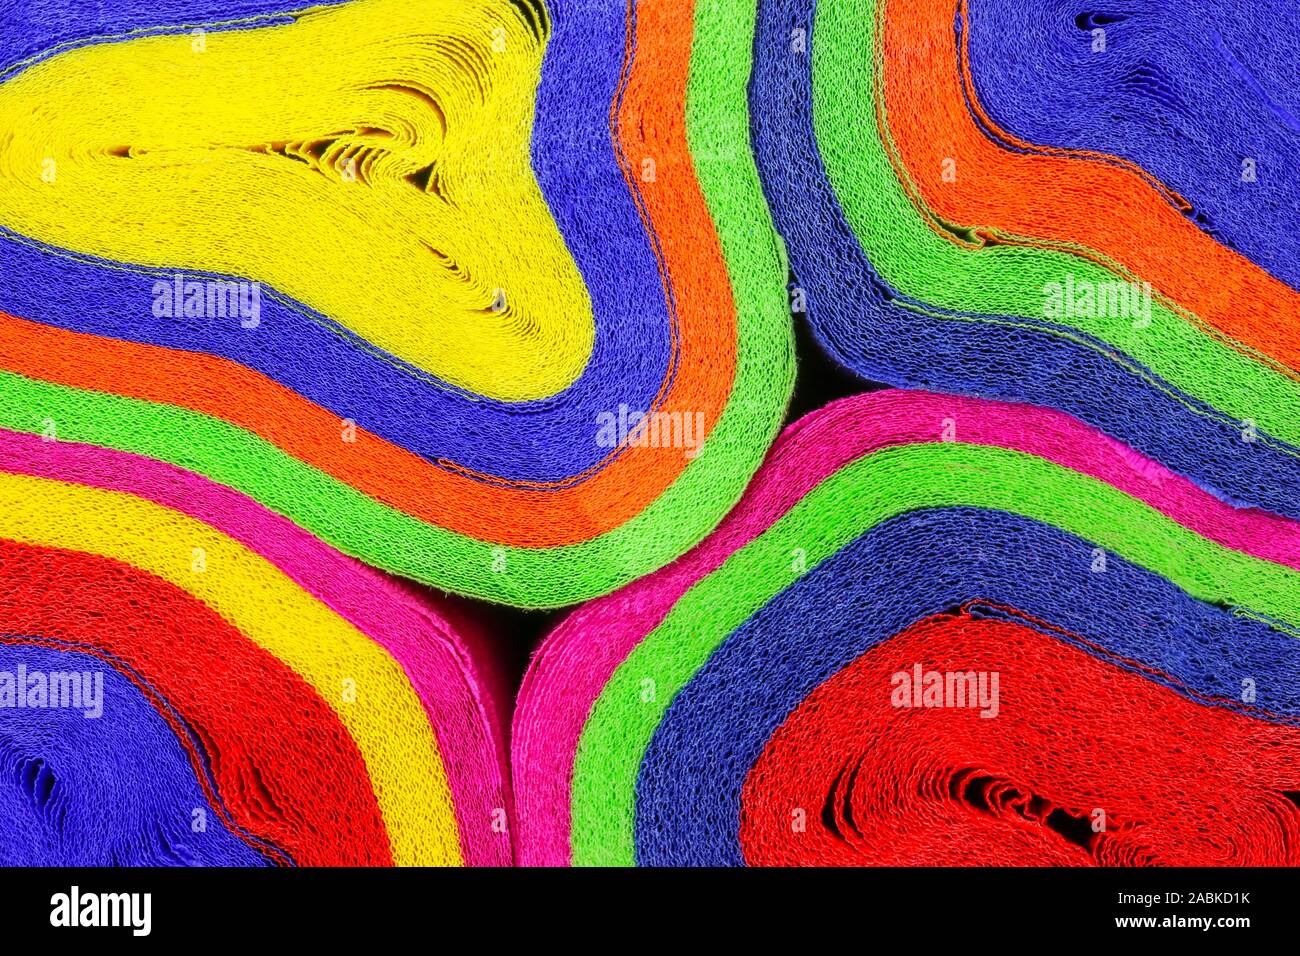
[751,0,1300,521]
[513,390,1300,865]
[0,429,512,866]
[963,0,1300,290]
[0,0,793,607]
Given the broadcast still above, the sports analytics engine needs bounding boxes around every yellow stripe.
[0,0,592,401]
[0,471,462,865]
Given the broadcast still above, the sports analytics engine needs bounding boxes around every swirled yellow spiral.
[0,0,591,401]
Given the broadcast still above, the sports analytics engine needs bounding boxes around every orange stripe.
[880,0,1300,379]
[0,0,736,549]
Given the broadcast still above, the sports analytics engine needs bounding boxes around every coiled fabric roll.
[751,0,1300,520]
[0,0,793,607]
[0,429,512,866]
[513,391,1300,865]
[964,0,1300,291]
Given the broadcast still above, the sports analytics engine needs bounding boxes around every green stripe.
[0,0,793,608]
[570,440,1300,865]
[811,0,1300,451]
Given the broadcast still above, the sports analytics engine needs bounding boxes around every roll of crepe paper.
[0,429,512,866]
[0,0,793,607]
[752,0,1300,520]
[963,0,1300,291]
[514,390,1300,865]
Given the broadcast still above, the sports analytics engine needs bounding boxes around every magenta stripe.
[511,388,1300,865]
[0,428,511,866]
